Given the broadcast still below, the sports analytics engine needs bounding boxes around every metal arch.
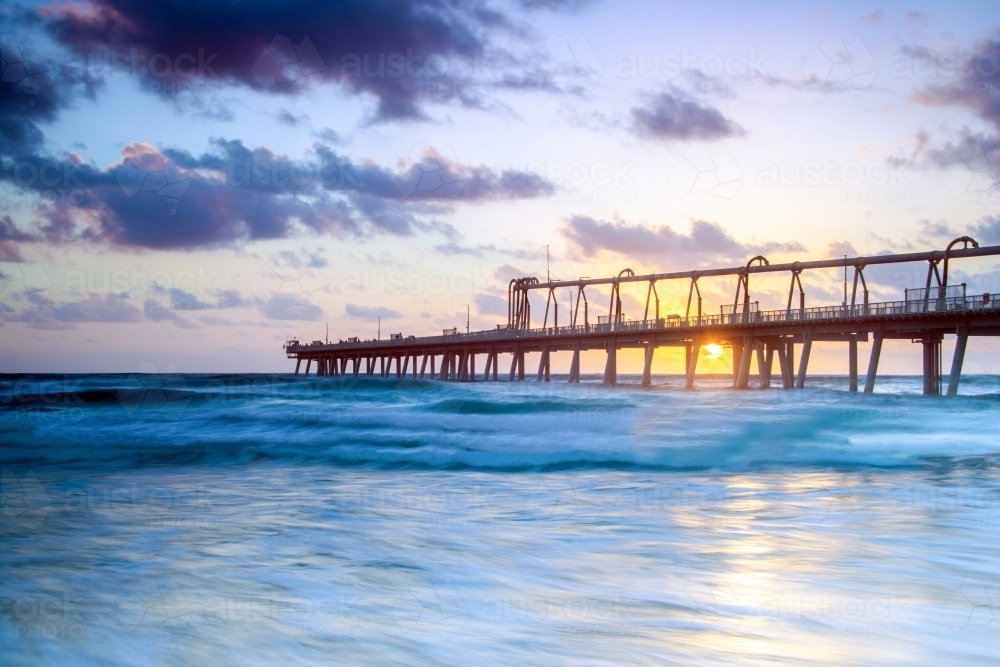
[942,236,980,294]
[572,283,590,327]
[685,274,703,323]
[508,277,539,329]
[542,286,560,328]
[850,264,869,308]
[786,266,805,314]
[643,279,660,321]
[734,255,769,314]
[608,268,635,324]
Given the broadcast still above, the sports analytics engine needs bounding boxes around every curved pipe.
[943,236,979,292]
[736,256,769,310]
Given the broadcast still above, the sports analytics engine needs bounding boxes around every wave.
[3,373,1000,473]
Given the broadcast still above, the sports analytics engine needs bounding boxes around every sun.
[704,343,724,360]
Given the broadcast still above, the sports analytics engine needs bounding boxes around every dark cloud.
[1,203,41,259]
[971,216,1000,245]
[887,129,999,185]
[630,91,743,141]
[260,292,323,320]
[38,0,575,121]
[0,33,97,157]
[3,139,552,251]
[345,303,402,319]
[561,215,803,265]
[913,36,1000,131]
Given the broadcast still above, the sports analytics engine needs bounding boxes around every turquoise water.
[2,374,1000,665]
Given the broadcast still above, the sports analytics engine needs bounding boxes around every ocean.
[2,373,999,665]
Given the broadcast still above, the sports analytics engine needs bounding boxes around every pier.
[284,237,1000,395]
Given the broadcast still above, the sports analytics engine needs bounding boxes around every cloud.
[260,292,323,320]
[561,215,804,265]
[630,91,743,141]
[826,240,858,258]
[215,289,247,309]
[345,303,402,319]
[971,216,1000,245]
[3,139,553,251]
[0,34,97,157]
[142,297,197,327]
[912,36,1000,131]
[474,293,507,316]
[150,284,214,310]
[886,129,999,188]
[491,264,537,283]
[38,0,580,121]
[0,291,142,328]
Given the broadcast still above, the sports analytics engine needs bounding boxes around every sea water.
[2,373,999,666]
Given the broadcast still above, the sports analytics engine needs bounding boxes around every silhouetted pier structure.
[284,237,1000,395]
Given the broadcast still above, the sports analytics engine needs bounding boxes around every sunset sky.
[2,0,999,374]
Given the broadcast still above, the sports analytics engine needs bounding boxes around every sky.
[1,0,999,375]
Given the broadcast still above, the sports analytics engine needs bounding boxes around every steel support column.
[795,335,812,389]
[848,336,858,392]
[776,343,792,389]
[603,342,617,385]
[756,340,768,388]
[686,342,700,389]
[537,348,550,382]
[294,358,301,375]
[736,337,754,389]
[568,346,581,383]
[922,339,941,395]
[947,329,969,396]
[864,333,883,394]
[641,342,655,387]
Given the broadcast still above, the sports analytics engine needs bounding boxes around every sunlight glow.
[704,343,724,360]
